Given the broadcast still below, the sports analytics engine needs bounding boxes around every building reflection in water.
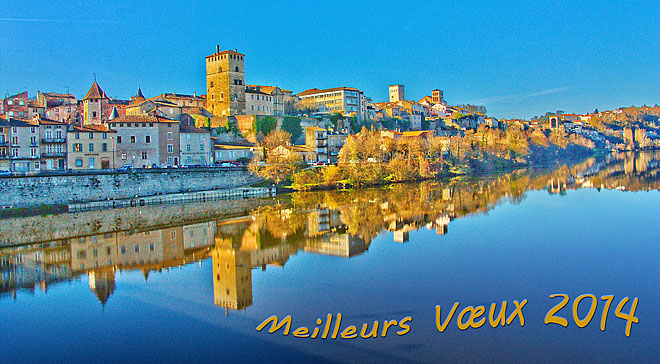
[1,151,658,312]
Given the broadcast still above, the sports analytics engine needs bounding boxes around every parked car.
[118,164,133,171]
[0,170,11,176]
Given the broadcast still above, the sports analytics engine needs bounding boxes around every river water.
[1,151,658,363]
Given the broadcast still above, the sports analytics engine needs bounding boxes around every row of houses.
[0,114,257,173]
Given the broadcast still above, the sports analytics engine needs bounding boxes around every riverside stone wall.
[0,168,261,208]
[0,196,276,247]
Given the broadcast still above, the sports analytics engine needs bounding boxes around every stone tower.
[389,84,404,102]
[82,81,108,125]
[432,89,444,104]
[205,45,246,117]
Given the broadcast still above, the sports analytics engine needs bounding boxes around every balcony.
[42,152,66,158]
[316,147,328,154]
[315,140,327,147]
[42,138,66,144]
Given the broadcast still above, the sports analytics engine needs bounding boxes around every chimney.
[235,49,237,52]
[216,45,219,53]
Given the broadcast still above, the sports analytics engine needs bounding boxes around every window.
[210,81,214,87]
[35,161,40,169]
[186,144,191,152]
[141,152,148,160]
[130,136,135,143]
[121,153,127,160]
[186,134,191,140]
[30,136,36,144]
[11,127,17,133]
[200,144,204,151]
[167,132,173,140]
[199,134,204,141]
[167,144,173,153]
[121,246,126,253]
[117,136,122,143]
[7,100,12,105]
[75,158,83,167]
[89,143,94,152]
[200,156,205,164]
[134,244,140,253]
[102,143,108,152]
[102,132,107,139]
[149,244,155,251]
[92,111,97,118]
[167,156,173,165]
[75,132,80,140]
[89,158,95,169]
[89,133,94,139]
[73,143,82,152]
[186,156,192,164]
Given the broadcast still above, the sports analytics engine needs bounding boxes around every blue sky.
[1,0,658,119]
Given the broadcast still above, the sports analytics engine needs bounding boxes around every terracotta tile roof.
[8,117,38,127]
[83,81,108,100]
[5,91,28,99]
[43,92,75,99]
[109,114,179,124]
[245,88,268,95]
[159,92,205,100]
[205,49,245,58]
[180,125,209,134]
[71,124,115,133]
[38,117,67,126]
[296,87,361,97]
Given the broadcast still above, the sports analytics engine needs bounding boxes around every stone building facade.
[205,46,246,117]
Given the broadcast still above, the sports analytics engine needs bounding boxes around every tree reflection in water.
[1,151,658,311]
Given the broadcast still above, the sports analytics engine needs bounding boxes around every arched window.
[235,66,239,72]
[218,66,222,72]
[210,81,214,88]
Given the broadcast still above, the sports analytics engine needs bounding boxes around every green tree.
[255,116,277,135]
[281,116,302,143]
[329,112,343,129]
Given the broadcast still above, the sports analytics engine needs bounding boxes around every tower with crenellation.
[205,45,246,117]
